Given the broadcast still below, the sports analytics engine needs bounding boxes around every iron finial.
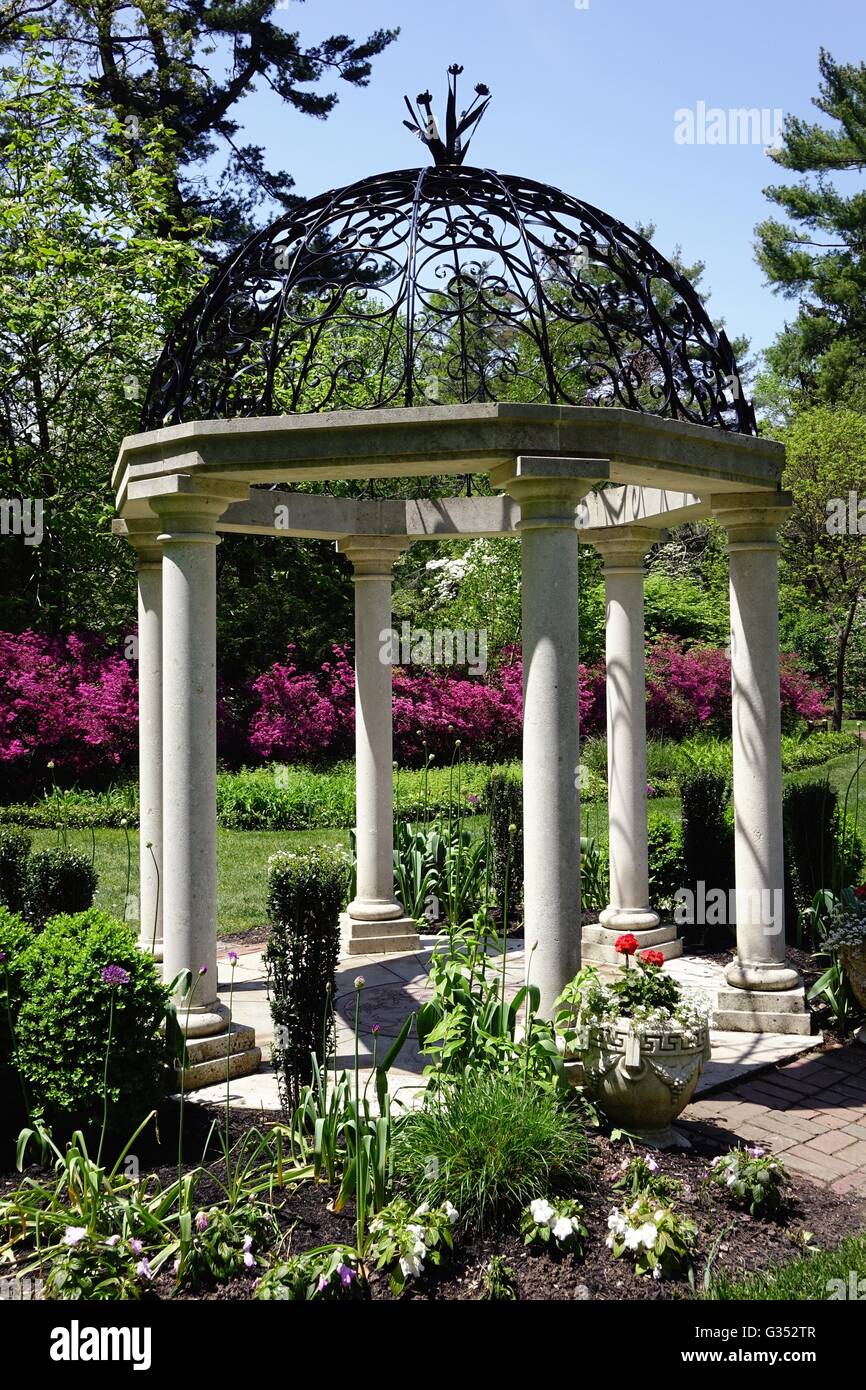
[403,65,492,166]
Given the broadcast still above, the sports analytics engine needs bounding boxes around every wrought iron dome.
[142,67,756,434]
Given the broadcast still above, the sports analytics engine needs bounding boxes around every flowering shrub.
[606,1196,696,1279]
[254,1247,361,1301]
[0,631,137,790]
[45,1228,150,1301]
[708,1146,788,1215]
[0,631,829,781]
[368,1197,458,1292]
[521,1197,588,1253]
[177,1205,276,1289]
[823,890,866,951]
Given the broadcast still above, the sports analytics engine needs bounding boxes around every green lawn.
[23,742,866,937]
[28,826,349,938]
[707,1231,866,1300]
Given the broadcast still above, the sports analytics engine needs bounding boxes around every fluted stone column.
[126,522,163,961]
[580,527,681,965]
[494,456,608,1016]
[712,492,809,1035]
[337,536,419,956]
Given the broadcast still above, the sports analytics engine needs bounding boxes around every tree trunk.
[833,600,858,731]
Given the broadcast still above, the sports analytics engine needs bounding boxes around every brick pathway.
[683,1043,866,1195]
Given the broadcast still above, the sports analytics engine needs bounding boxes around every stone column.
[580,527,681,965]
[493,457,608,1016]
[711,492,809,1035]
[337,536,419,956]
[127,522,163,961]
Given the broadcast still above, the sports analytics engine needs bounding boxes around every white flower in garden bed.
[606,1194,696,1279]
[521,1197,587,1253]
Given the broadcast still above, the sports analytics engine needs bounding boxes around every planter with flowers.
[555,935,711,1148]
[823,887,866,1015]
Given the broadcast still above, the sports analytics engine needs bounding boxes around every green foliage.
[254,1247,361,1301]
[0,830,31,913]
[0,905,32,1111]
[647,815,685,913]
[392,1069,592,1231]
[44,1229,146,1301]
[416,920,562,1081]
[643,572,729,647]
[485,771,523,929]
[707,1146,788,1216]
[783,780,841,942]
[480,1254,518,1300]
[24,847,97,927]
[613,1153,683,1202]
[265,846,346,1114]
[580,835,608,912]
[680,772,734,939]
[177,1204,276,1290]
[13,911,168,1132]
[756,49,866,405]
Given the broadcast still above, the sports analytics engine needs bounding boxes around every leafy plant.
[647,815,685,913]
[613,1152,682,1202]
[392,1069,592,1231]
[579,835,608,911]
[265,846,346,1114]
[486,771,523,929]
[707,1146,789,1216]
[480,1253,518,1300]
[254,1247,362,1300]
[176,1203,276,1289]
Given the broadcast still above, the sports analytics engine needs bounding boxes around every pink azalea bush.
[0,631,137,789]
[0,630,830,786]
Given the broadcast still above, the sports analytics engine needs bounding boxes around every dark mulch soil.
[6,1097,860,1301]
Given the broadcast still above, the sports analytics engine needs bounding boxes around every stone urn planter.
[578,1018,712,1149]
[839,944,866,1013]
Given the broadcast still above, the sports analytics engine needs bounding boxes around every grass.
[706,1231,866,1300]
[25,826,349,938]
[391,1070,594,1231]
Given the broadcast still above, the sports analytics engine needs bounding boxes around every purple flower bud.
[101,964,130,987]
[227,950,238,966]
[195,1212,208,1232]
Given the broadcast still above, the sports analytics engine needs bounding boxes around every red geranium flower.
[640,949,665,968]
[614,934,639,956]
[854,885,866,900]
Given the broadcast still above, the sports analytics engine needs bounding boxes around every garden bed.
[5,1102,860,1302]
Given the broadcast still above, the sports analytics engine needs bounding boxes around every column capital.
[336,534,409,577]
[491,456,609,528]
[710,490,793,548]
[112,517,163,568]
[144,475,249,539]
[580,523,657,571]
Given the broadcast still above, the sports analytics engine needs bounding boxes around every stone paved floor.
[682,1044,866,1194]
[189,934,822,1115]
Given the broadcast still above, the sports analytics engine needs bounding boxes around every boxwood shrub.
[0,831,32,914]
[14,910,169,1133]
[24,848,98,927]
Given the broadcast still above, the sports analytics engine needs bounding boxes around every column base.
[713,985,812,1035]
[138,935,164,964]
[340,911,421,956]
[346,897,404,922]
[180,1001,232,1038]
[174,1023,261,1091]
[724,959,802,992]
[599,906,661,932]
[581,921,682,967]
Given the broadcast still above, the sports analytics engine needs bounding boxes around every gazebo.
[113,69,809,1084]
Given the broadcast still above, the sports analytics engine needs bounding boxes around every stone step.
[345,915,419,941]
[712,1008,813,1036]
[345,933,421,956]
[716,986,807,1015]
[174,1023,261,1091]
[581,937,683,966]
[581,923,680,949]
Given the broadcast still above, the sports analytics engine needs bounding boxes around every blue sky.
[232,0,863,360]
